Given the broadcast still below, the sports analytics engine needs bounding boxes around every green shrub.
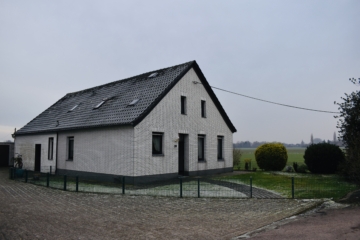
[296,164,308,173]
[255,143,288,171]
[233,149,242,170]
[304,143,345,174]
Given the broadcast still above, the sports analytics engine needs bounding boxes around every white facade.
[57,126,134,176]
[134,68,233,176]
[15,133,57,172]
[14,67,234,178]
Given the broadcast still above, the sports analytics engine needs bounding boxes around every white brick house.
[14,61,237,181]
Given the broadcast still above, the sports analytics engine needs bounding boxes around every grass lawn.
[222,171,359,200]
[235,147,306,170]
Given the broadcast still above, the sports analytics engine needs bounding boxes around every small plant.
[244,158,252,171]
[296,164,308,173]
[233,149,242,170]
[12,154,23,169]
[293,162,298,172]
[284,166,294,172]
[255,143,288,171]
[304,143,345,174]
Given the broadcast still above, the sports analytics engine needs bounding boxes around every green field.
[235,147,306,170]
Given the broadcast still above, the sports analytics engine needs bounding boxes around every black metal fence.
[9,168,359,200]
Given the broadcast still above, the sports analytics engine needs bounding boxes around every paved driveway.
[0,168,320,239]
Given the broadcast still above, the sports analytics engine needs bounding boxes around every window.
[198,135,205,161]
[148,72,158,78]
[68,137,74,160]
[128,99,140,106]
[152,133,163,155]
[217,136,223,160]
[181,96,186,114]
[69,105,78,112]
[94,101,105,109]
[201,100,206,118]
[48,137,54,160]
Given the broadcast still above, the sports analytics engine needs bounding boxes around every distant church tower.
[311,134,314,144]
[333,132,337,143]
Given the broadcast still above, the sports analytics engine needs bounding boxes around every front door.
[35,144,41,171]
[178,134,185,175]
[0,145,9,167]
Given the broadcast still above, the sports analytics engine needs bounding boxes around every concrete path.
[0,168,320,239]
[236,201,360,239]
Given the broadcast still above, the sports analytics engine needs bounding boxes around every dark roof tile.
[16,61,236,135]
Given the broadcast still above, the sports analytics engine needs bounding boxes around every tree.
[335,78,360,182]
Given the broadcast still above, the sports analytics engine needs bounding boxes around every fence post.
[46,172,49,187]
[292,177,294,199]
[64,175,67,191]
[180,178,183,198]
[76,176,79,192]
[250,176,252,198]
[25,169,28,183]
[50,166,52,175]
[122,176,125,194]
[198,178,200,198]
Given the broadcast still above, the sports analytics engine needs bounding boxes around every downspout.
[55,132,59,174]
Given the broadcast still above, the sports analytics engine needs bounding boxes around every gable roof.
[16,61,236,135]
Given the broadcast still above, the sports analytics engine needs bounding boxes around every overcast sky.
[1,0,359,144]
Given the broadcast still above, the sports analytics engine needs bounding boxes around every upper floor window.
[68,137,74,160]
[217,136,223,160]
[201,100,206,118]
[48,137,54,160]
[181,96,187,114]
[152,132,163,155]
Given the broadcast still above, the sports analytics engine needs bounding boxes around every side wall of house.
[14,133,57,172]
[57,126,134,176]
[134,68,233,177]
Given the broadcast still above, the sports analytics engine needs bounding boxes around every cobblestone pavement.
[0,168,321,240]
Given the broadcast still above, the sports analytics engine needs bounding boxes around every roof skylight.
[94,101,105,109]
[69,105,78,112]
[148,72,158,78]
[128,99,140,106]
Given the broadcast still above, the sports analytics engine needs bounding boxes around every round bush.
[255,143,288,171]
[304,143,345,174]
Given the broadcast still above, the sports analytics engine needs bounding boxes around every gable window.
[217,136,223,160]
[181,96,187,114]
[68,137,74,160]
[198,135,205,161]
[48,137,54,160]
[201,100,206,118]
[152,132,163,155]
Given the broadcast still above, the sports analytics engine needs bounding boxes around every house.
[0,142,14,167]
[14,61,237,182]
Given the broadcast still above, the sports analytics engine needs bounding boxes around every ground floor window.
[198,135,205,161]
[68,137,74,160]
[152,132,163,155]
[48,137,54,160]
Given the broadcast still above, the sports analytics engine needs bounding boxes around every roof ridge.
[66,60,195,96]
